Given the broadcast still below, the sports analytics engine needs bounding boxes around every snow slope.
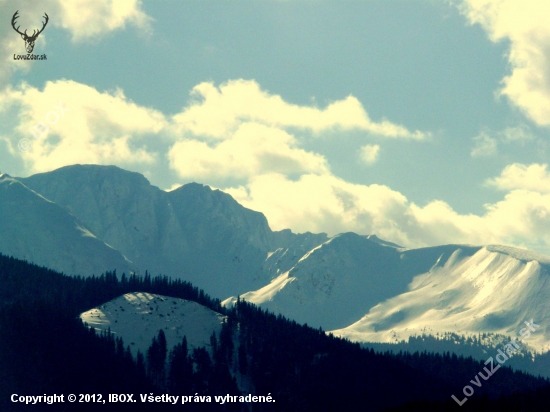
[0,174,135,276]
[224,233,481,330]
[332,247,550,352]
[225,235,550,352]
[80,292,226,356]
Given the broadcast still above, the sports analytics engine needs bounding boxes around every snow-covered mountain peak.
[224,232,419,330]
[229,237,550,351]
[80,292,226,357]
[332,246,550,352]
[18,164,286,297]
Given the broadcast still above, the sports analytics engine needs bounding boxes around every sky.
[2,0,550,254]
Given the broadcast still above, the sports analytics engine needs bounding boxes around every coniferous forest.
[1,253,550,411]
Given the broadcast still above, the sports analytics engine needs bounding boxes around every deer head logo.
[11,11,49,54]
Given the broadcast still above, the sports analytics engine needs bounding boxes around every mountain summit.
[15,164,326,297]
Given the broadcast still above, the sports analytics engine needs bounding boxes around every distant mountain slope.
[80,292,225,357]
[226,237,550,352]
[0,173,134,276]
[363,332,550,380]
[19,165,327,297]
[332,246,550,352]
[224,235,481,330]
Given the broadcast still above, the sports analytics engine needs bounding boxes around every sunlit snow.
[80,292,226,357]
[331,247,550,352]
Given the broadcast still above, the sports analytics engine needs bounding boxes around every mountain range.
[2,164,550,354]
[9,165,326,298]
[5,253,547,411]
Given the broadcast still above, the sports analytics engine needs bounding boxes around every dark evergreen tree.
[147,329,167,387]
[192,346,212,394]
[168,336,193,392]
[238,343,248,375]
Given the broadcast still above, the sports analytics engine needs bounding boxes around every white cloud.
[168,80,426,185]
[359,144,380,165]
[470,124,535,157]
[164,80,550,254]
[225,172,491,248]
[168,122,329,183]
[0,80,166,173]
[225,167,550,254]
[409,165,550,251]
[171,80,427,139]
[470,132,497,157]
[481,190,550,248]
[486,163,550,193]
[225,173,414,244]
[2,78,425,186]
[458,0,550,126]
[51,0,152,41]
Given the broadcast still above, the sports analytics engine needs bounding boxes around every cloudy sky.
[2,0,550,253]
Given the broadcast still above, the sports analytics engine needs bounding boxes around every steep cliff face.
[0,174,135,276]
[20,165,170,269]
[18,165,327,297]
[163,183,276,296]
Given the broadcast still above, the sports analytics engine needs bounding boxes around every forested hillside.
[1,254,548,411]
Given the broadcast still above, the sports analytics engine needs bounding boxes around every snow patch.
[222,272,296,307]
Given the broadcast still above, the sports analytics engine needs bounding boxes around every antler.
[33,13,49,38]
[11,11,49,40]
[11,11,26,37]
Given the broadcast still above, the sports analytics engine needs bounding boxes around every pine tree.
[169,337,193,392]
[147,330,167,387]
